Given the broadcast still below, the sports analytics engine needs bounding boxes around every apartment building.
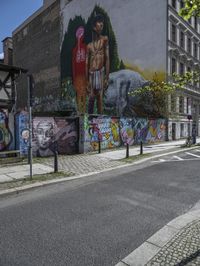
[168,0,200,140]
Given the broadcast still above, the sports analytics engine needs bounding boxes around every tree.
[129,71,199,118]
[179,0,200,19]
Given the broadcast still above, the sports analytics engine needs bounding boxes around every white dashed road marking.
[173,156,183,161]
[185,152,200,158]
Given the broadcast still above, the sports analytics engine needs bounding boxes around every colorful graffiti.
[84,116,121,151]
[15,113,79,157]
[32,117,79,157]
[15,111,29,155]
[0,109,12,151]
[82,115,166,151]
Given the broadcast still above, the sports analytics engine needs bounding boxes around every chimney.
[2,37,13,65]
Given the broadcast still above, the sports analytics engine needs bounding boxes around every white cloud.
[0,52,4,60]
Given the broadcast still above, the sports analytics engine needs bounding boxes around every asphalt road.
[1,151,200,266]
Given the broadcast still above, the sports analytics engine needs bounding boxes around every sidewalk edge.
[0,146,198,199]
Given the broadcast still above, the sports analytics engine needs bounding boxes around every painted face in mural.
[21,129,29,143]
[36,122,54,149]
[93,19,104,35]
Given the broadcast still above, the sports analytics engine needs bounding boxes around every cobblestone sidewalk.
[42,153,126,175]
[147,220,200,266]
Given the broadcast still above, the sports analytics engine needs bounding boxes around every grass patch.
[0,171,74,191]
[120,153,151,163]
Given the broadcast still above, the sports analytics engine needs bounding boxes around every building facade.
[12,0,200,142]
[168,0,200,140]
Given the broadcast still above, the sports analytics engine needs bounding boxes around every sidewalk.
[116,208,200,266]
[0,138,200,183]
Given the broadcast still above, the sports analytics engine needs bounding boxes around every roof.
[0,63,27,74]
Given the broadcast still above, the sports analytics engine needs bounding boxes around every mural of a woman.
[72,26,87,114]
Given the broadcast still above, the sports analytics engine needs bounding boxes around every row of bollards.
[97,139,143,158]
[126,141,143,158]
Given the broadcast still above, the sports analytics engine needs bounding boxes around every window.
[180,31,185,49]
[172,0,176,9]
[194,17,198,30]
[180,0,184,8]
[171,95,176,112]
[179,96,184,113]
[172,24,176,42]
[187,66,191,72]
[187,97,190,114]
[179,62,184,75]
[194,43,198,58]
[172,58,177,74]
[187,37,191,54]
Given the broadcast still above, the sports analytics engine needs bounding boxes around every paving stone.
[146,220,200,265]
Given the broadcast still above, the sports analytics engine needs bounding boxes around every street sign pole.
[28,75,33,180]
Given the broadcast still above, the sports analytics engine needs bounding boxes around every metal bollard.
[54,151,58,173]
[126,143,129,158]
[98,140,101,153]
[140,141,143,155]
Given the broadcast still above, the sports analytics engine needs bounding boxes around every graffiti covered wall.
[0,109,13,151]
[32,117,79,157]
[15,113,79,157]
[82,115,166,152]
[15,111,29,155]
[83,116,121,151]
[60,0,167,116]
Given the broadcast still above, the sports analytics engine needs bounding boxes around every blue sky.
[0,0,43,54]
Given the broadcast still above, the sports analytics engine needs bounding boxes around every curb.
[115,209,200,266]
[0,145,198,199]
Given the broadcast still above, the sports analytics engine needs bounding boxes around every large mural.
[60,0,166,116]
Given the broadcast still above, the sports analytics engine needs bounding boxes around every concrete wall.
[13,0,61,112]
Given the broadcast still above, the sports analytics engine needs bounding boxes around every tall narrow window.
[187,66,191,73]
[180,62,184,75]
[172,58,177,74]
[180,0,184,8]
[180,31,185,49]
[194,17,198,30]
[172,0,176,9]
[194,43,198,58]
[179,96,184,113]
[172,24,176,43]
[187,37,191,54]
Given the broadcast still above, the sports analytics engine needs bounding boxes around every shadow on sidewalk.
[175,249,200,266]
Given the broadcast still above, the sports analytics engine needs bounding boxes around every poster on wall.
[60,0,166,117]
